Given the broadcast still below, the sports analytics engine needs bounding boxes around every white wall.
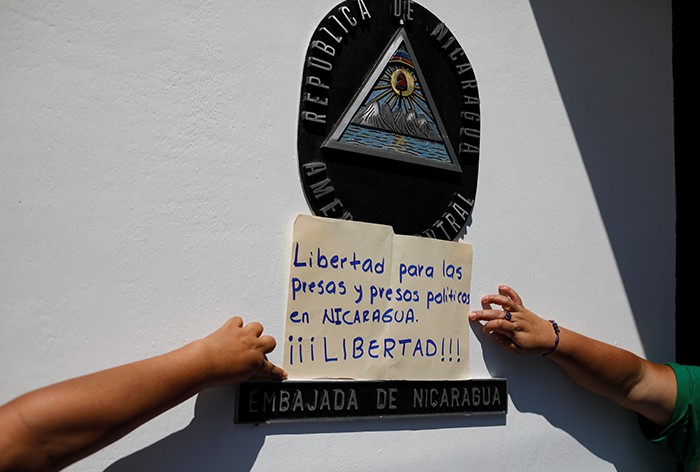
[0,0,675,470]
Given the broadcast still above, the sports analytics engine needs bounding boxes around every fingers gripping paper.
[283,215,472,380]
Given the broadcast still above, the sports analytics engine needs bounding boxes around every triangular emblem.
[323,28,461,173]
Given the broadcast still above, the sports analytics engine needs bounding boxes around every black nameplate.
[235,379,506,423]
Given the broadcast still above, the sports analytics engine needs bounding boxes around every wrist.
[178,339,220,391]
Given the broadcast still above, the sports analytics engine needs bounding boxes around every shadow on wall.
[105,368,674,471]
[470,0,675,467]
[104,388,264,472]
[527,0,675,362]
[105,386,505,472]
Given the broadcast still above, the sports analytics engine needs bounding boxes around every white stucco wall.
[0,0,675,470]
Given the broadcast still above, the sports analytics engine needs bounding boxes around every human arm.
[469,285,676,427]
[0,316,286,472]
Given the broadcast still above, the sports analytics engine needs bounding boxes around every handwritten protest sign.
[282,215,472,380]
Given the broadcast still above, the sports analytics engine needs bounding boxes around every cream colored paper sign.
[283,215,472,380]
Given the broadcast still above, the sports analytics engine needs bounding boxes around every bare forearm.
[548,328,644,406]
[0,341,211,471]
[0,316,285,471]
[547,328,675,426]
[469,285,676,428]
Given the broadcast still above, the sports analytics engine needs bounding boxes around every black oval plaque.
[297,0,480,240]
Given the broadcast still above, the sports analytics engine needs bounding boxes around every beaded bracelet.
[542,320,560,356]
